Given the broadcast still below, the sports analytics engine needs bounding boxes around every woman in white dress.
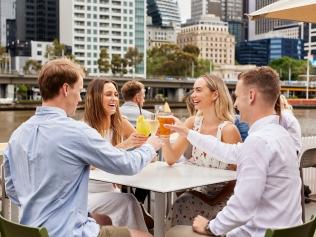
[83,79,148,231]
[161,74,242,229]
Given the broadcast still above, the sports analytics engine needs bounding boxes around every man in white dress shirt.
[166,67,302,237]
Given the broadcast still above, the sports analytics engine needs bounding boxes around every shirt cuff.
[209,219,218,236]
[141,144,157,159]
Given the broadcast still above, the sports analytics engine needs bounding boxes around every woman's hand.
[122,132,148,149]
[164,116,190,138]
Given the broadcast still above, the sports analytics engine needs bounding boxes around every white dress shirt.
[280,110,302,155]
[187,115,302,237]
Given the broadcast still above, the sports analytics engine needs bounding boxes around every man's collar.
[35,106,67,117]
[248,115,279,134]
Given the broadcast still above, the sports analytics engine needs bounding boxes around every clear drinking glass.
[157,112,174,137]
[145,113,159,136]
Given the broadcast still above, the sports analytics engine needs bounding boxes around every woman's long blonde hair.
[200,74,234,122]
[84,79,123,146]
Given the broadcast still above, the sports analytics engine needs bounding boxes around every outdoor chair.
[0,215,49,237]
[300,148,316,221]
[264,215,316,237]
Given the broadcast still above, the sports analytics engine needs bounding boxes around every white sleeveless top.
[88,129,121,193]
[190,115,231,196]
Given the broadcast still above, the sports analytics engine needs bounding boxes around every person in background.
[83,79,149,231]
[120,81,152,127]
[4,58,161,237]
[162,74,241,229]
[231,92,249,142]
[165,67,302,237]
[275,94,302,155]
[120,80,154,228]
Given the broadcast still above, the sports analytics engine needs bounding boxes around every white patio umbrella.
[248,0,316,23]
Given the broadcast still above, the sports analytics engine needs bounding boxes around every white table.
[90,161,236,237]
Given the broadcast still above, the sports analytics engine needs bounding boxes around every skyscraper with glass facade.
[147,0,181,28]
[16,0,59,42]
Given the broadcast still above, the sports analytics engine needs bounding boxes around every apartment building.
[59,0,146,76]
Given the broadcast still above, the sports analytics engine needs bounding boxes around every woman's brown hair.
[83,79,123,146]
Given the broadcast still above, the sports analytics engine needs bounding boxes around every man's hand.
[164,117,190,137]
[146,135,162,151]
[192,215,210,235]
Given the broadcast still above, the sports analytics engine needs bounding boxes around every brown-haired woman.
[84,79,148,231]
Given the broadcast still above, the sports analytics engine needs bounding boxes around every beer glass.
[157,112,174,137]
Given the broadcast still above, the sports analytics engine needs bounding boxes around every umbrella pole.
[306,23,311,99]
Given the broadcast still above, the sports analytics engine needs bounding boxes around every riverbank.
[0,101,188,111]
[1,99,316,111]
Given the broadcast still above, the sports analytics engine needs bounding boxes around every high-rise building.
[236,38,303,66]
[191,0,221,20]
[147,0,181,29]
[60,0,146,77]
[248,0,296,40]
[147,16,177,49]
[16,0,59,42]
[177,15,235,66]
[190,0,243,43]
[0,0,15,46]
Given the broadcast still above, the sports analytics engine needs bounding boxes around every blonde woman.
[84,79,149,232]
[162,74,241,228]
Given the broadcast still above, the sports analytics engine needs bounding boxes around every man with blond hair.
[4,58,161,237]
[166,67,302,237]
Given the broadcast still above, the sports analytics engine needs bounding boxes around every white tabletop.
[89,161,236,193]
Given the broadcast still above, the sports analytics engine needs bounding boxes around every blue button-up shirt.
[4,106,156,237]
[120,101,152,127]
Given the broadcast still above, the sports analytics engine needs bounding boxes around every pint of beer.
[157,113,174,137]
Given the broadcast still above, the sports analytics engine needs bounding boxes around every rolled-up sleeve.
[210,136,270,235]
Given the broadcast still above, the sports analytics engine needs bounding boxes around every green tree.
[147,44,198,77]
[16,84,28,100]
[183,44,200,57]
[195,59,212,76]
[124,47,143,76]
[45,39,75,60]
[269,56,307,81]
[111,54,127,76]
[98,48,110,73]
[23,60,42,75]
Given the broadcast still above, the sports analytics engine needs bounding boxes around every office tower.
[60,0,146,77]
[236,38,303,66]
[190,0,243,43]
[147,0,181,28]
[0,0,15,46]
[16,0,59,42]
[178,15,235,66]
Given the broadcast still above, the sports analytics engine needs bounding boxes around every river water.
[0,108,315,143]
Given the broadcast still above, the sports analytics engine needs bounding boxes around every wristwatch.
[205,220,213,235]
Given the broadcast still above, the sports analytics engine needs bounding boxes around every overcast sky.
[178,0,191,23]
